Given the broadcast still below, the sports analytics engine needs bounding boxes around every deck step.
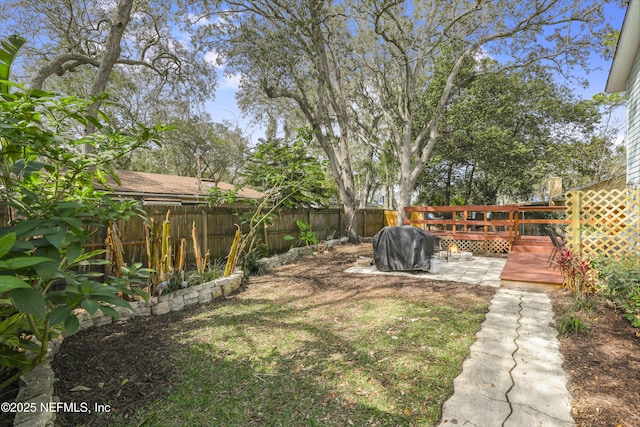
[511,238,553,254]
[500,252,563,287]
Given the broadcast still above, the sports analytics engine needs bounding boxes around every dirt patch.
[48,244,640,426]
[550,289,640,427]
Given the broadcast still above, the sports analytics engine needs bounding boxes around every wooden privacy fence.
[78,206,385,268]
[565,189,640,258]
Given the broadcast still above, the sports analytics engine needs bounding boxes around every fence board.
[0,203,384,269]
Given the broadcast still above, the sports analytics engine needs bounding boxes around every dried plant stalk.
[160,210,172,281]
[144,217,160,295]
[175,238,186,273]
[192,221,206,274]
[224,225,242,277]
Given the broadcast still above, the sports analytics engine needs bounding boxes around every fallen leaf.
[403,407,411,416]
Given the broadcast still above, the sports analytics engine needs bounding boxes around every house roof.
[110,170,262,204]
[606,0,640,93]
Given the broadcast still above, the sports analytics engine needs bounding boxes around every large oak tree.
[187,0,613,235]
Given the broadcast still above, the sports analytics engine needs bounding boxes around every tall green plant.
[0,82,163,392]
[0,35,25,95]
[209,128,333,274]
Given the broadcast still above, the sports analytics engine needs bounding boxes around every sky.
[203,1,630,146]
[574,2,628,97]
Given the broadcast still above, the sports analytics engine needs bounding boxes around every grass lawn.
[107,250,491,426]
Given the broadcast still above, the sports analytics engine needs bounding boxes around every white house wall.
[628,49,640,188]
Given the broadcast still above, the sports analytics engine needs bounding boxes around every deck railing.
[403,204,568,242]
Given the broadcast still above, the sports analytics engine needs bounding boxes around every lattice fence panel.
[439,238,511,254]
[565,189,640,258]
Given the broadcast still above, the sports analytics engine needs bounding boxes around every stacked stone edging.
[258,237,347,269]
[73,273,242,331]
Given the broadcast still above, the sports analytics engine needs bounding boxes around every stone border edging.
[258,237,347,269]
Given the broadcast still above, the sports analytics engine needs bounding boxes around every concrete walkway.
[437,288,574,426]
[346,257,575,426]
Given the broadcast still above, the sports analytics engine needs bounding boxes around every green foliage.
[128,118,247,183]
[283,220,318,247]
[557,294,595,336]
[187,260,225,287]
[558,314,590,336]
[414,65,614,205]
[242,128,336,209]
[0,35,25,94]
[207,187,239,206]
[208,128,334,274]
[0,82,164,392]
[571,294,598,313]
[591,255,640,329]
[240,250,267,277]
[295,220,318,246]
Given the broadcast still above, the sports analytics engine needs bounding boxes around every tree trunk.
[358,166,374,209]
[342,198,359,243]
[83,0,134,152]
[445,163,453,205]
[332,152,359,243]
[396,145,413,225]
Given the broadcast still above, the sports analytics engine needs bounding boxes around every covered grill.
[372,226,437,272]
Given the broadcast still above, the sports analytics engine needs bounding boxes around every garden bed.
[551,289,640,427]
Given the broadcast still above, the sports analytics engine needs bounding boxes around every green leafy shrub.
[0,83,163,392]
[241,249,267,277]
[296,220,318,246]
[591,255,640,328]
[285,220,319,247]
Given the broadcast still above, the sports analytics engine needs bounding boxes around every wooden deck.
[500,237,564,291]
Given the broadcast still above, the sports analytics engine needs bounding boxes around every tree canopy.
[1,0,625,237]
[186,0,617,227]
[414,65,621,206]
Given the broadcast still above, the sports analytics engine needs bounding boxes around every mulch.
[550,289,640,427]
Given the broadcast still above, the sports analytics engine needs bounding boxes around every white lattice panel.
[565,189,640,258]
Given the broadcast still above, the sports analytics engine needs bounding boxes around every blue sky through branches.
[205,1,629,146]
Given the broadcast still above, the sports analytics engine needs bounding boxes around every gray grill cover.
[373,226,435,272]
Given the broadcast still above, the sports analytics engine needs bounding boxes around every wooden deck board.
[500,251,563,290]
